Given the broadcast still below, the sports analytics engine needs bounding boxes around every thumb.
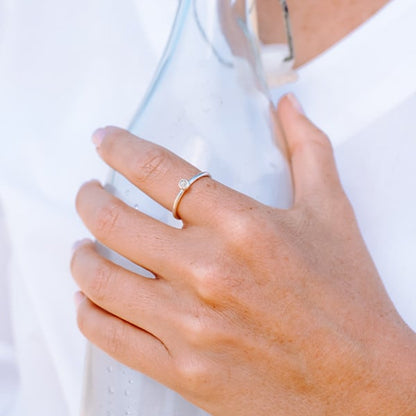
[275,94,344,206]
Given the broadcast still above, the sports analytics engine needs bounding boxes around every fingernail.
[74,291,86,308]
[287,93,304,115]
[92,127,106,148]
[71,238,92,255]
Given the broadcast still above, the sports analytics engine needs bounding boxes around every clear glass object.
[80,0,294,415]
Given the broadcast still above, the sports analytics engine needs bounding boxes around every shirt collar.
[271,0,416,146]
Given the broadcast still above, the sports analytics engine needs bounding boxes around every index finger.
[92,126,250,226]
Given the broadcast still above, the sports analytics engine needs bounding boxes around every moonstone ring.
[172,171,211,220]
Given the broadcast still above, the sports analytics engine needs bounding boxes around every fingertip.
[74,291,86,309]
[75,179,103,216]
[71,238,93,256]
[76,179,102,200]
[92,126,125,149]
[92,128,106,148]
[81,178,102,187]
[286,93,305,115]
[277,93,305,117]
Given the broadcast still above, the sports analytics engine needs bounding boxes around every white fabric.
[0,0,415,415]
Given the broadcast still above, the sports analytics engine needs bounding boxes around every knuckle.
[76,301,127,357]
[175,357,209,392]
[293,130,333,157]
[193,261,246,305]
[181,314,210,348]
[311,133,333,155]
[190,232,254,303]
[103,321,127,356]
[312,129,332,147]
[95,202,121,239]
[182,312,233,351]
[131,145,169,184]
[192,263,224,302]
[87,261,114,303]
[227,210,260,244]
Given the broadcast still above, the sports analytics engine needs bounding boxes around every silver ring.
[172,171,211,220]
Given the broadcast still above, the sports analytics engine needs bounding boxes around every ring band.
[172,171,211,220]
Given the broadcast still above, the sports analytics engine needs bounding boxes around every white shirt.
[0,0,415,415]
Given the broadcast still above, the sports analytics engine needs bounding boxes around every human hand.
[71,94,416,415]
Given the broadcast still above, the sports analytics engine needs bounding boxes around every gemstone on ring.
[172,171,211,220]
[178,178,190,190]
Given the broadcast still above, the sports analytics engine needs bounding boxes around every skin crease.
[71,3,416,415]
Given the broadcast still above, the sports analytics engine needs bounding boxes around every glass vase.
[80,1,293,415]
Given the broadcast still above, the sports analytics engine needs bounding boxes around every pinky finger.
[76,294,173,385]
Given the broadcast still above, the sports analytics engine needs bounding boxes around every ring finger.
[76,180,186,278]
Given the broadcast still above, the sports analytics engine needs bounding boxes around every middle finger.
[76,180,184,278]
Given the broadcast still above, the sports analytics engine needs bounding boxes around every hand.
[71,94,416,415]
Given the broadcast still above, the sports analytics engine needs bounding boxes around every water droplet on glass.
[133,204,139,210]
[124,389,130,397]
[108,386,115,394]
[124,411,132,415]
[106,411,112,416]
[106,365,113,373]
[128,379,134,385]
